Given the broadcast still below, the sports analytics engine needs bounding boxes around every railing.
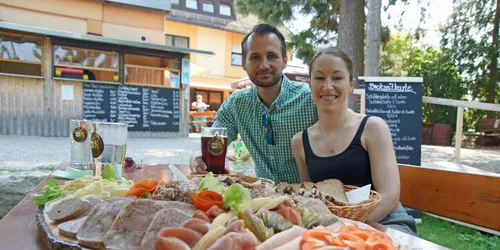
[353,89,500,163]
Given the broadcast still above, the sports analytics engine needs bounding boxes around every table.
[0,162,449,250]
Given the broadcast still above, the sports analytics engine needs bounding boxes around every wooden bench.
[398,164,500,232]
[474,118,500,145]
[189,111,215,131]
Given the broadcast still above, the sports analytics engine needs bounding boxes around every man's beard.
[250,73,282,87]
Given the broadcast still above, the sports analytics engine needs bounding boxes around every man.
[190,24,318,184]
[191,95,209,133]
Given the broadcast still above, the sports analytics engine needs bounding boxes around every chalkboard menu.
[149,88,180,131]
[83,84,180,132]
[83,83,117,122]
[364,77,423,166]
[117,85,145,131]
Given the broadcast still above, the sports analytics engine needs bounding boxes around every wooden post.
[455,107,464,163]
[360,93,366,114]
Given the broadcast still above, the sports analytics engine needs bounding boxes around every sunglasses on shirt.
[262,110,274,145]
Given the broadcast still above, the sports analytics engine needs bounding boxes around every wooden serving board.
[36,208,94,250]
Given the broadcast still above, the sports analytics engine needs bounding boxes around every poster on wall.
[181,59,190,85]
[170,74,180,88]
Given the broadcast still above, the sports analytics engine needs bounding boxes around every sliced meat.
[157,227,203,248]
[160,201,197,216]
[207,230,259,250]
[103,199,165,250]
[157,237,191,250]
[223,220,245,235]
[256,226,305,250]
[193,211,211,223]
[139,208,192,250]
[58,216,88,238]
[278,207,303,227]
[206,205,224,220]
[293,195,334,218]
[182,218,211,235]
[77,196,135,249]
[48,198,91,222]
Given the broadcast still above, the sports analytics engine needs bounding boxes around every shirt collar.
[252,75,290,110]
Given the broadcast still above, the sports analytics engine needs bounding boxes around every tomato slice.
[133,178,159,192]
[126,187,148,197]
[190,191,224,211]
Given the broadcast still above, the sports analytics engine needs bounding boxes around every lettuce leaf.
[223,183,251,213]
[197,172,224,194]
[101,163,115,179]
[32,179,66,207]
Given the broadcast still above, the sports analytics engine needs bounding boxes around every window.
[171,0,179,4]
[219,3,231,16]
[165,34,189,48]
[124,54,179,87]
[53,45,119,82]
[231,52,242,66]
[186,0,197,9]
[0,33,43,76]
[203,1,214,13]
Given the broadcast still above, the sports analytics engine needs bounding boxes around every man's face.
[242,33,287,87]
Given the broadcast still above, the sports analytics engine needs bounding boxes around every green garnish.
[101,163,115,179]
[31,179,66,206]
[223,183,251,213]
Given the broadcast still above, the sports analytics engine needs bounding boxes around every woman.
[191,95,209,133]
[291,47,417,235]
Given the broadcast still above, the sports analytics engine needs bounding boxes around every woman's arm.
[363,116,400,222]
[291,132,312,182]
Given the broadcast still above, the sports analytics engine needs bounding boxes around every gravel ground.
[0,134,499,219]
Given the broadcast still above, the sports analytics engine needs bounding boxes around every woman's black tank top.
[303,116,373,188]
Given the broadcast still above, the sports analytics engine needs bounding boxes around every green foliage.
[235,0,340,63]
[417,214,500,250]
[440,0,498,117]
[380,34,468,134]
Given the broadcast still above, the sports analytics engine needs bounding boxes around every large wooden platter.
[36,207,92,250]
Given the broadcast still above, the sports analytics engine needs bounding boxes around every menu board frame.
[82,83,180,132]
[363,76,423,166]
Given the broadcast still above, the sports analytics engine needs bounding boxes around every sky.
[286,0,455,66]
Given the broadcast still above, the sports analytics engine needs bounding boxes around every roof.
[190,74,239,91]
[166,10,293,40]
[0,22,214,56]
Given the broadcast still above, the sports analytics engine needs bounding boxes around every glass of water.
[92,122,128,178]
[70,119,92,170]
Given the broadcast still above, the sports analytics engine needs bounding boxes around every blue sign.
[182,59,190,85]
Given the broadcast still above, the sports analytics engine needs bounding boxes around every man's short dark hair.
[241,24,287,60]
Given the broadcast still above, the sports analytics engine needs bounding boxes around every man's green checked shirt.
[213,76,318,184]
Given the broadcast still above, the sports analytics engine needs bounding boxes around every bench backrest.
[475,118,500,133]
[398,164,500,231]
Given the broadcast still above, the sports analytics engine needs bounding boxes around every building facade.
[0,0,212,137]
[164,0,293,111]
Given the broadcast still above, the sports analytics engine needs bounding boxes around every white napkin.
[345,184,371,204]
[168,164,189,181]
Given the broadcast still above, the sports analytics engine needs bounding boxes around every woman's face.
[310,54,354,114]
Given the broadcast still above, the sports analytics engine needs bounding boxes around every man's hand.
[190,151,208,174]
[190,151,231,174]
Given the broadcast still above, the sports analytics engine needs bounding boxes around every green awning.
[0,21,214,56]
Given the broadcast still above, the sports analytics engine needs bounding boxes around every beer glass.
[70,119,92,170]
[91,122,128,178]
[201,127,228,174]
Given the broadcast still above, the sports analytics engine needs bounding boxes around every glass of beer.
[201,127,228,174]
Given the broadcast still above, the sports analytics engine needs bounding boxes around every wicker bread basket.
[188,174,275,187]
[327,185,381,222]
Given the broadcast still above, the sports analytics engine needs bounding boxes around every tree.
[440,0,499,118]
[365,0,382,76]
[380,34,468,134]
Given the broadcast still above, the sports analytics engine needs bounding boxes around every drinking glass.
[91,122,128,178]
[70,119,92,170]
[201,127,228,174]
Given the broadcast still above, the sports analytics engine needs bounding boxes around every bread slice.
[315,179,349,203]
[48,198,91,222]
